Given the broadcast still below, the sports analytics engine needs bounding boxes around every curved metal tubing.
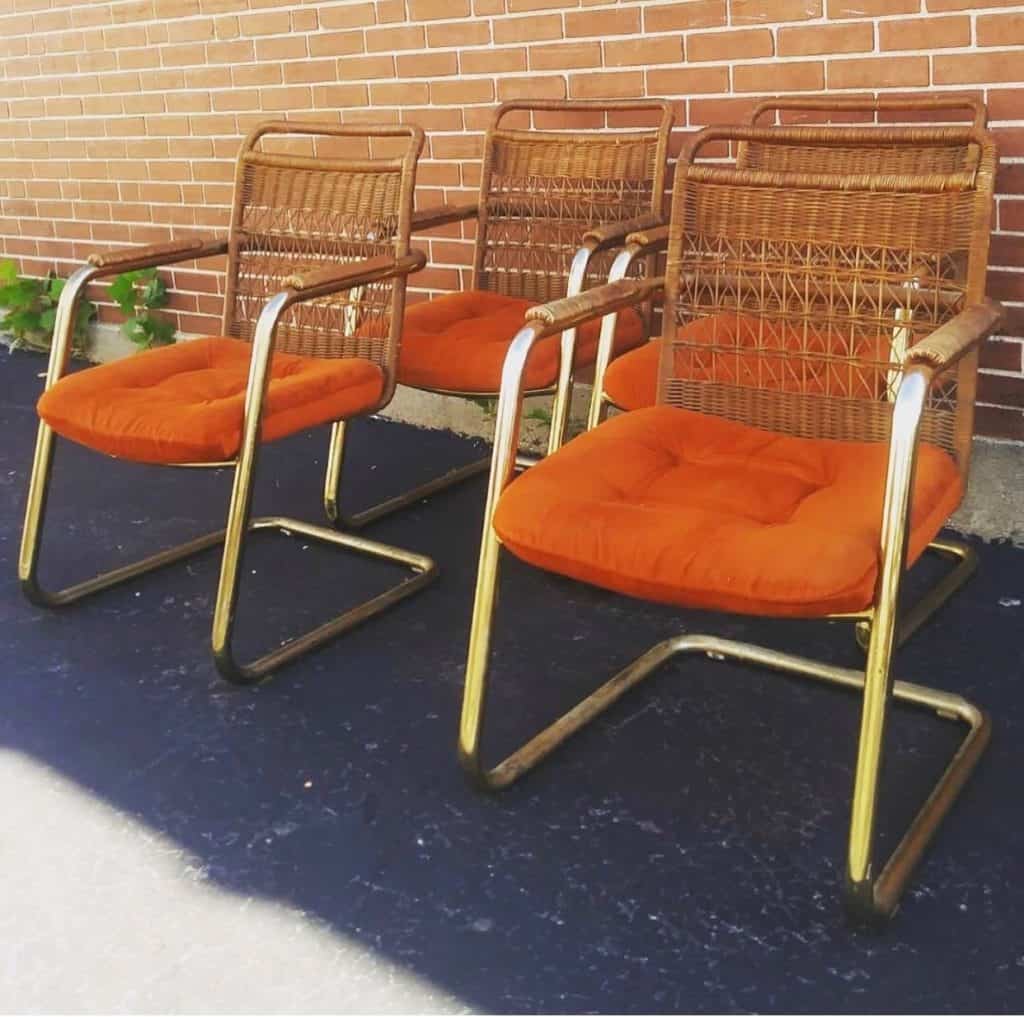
[586,243,642,430]
[459,348,989,925]
[207,294,438,684]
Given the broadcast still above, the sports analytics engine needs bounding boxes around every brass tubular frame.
[20,124,439,684]
[458,321,992,925]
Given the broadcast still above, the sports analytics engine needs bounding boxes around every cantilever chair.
[459,122,1002,924]
[19,122,435,684]
[322,99,674,529]
[593,95,992,428]
[589,95,993,650]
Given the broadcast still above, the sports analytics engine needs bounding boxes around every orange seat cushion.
[37,337,385,465]
[604,314,890,412]
[398,289,645,394]
[494,405,963,617]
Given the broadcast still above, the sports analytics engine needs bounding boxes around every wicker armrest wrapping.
[87,235,228,270]
[525,277,661,334]
[582,213,664,252]
[411,202,479,232]
[284,251,426,294]
[624,223,670,252]
[904,299,1004,373]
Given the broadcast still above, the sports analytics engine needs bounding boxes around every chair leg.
[322,418,490,530]
[18,421,227,607]
[458,544,989,923]
[854,538,978,652]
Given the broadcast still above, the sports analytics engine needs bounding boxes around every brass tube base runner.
[323,420,490,530]
[322,419,540,531]
[855,538,978,652]
[459,629,989,927]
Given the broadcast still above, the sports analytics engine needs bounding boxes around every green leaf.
[148,315,176,346]
[5,309,43,335]
[38,307,57,332]
[0,260,18,284]
[141,273,168,309]
[108,273,140,316]
[47,276,65,301]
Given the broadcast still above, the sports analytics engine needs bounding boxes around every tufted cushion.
[493,405,963,617]
[604,313,890,412]
[398,289,645,394]
[37,337,385,465]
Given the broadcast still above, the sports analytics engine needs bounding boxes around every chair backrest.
[472,100,674,303]
[659,123,997,471]
[740,95,987,177]
[222,122,423,370]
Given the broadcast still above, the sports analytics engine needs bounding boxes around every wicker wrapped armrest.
[904,299,1004,374]
[411,202,479,232]
[283,251,426,297]
[582,213,664,252]
[524,277,662,336]
[87,235,228,271]
[624,223,669,253]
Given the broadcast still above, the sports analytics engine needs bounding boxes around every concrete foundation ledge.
[7,326,1022,546]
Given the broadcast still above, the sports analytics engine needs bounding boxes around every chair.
[590,96,993,652]
[19,122,435,684]
[459,122,1002,924]
[593,95,990,427]
[322,99,674,529]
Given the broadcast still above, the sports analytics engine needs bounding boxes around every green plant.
[109,267,176,348]
[0,259,96,353]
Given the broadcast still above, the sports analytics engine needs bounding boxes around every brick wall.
[1,0,1022,440]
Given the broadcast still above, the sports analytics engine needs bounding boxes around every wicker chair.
[593,95,991,427]
[19,122,435,684]
[322,99,673,529]
[459,122,1002,924]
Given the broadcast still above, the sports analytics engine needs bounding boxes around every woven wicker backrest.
[473,100,673,303]
[741,96,987,177]
[660,125,997,469]
[222,122,422,367]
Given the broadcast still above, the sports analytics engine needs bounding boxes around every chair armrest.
[524,277,662,337]
[86,235,228,271]
[582,213,664,253]
[904,299,1004,374]
[282,251,426,297]
[625,224,669,254]
[411,202,479,232]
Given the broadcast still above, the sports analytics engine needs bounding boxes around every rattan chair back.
[222,122,423,368]
[740,96,987,177]
[473,100,673,303]
[660,124,997,469]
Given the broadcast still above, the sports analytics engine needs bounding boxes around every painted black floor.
[2,348,1023,1014]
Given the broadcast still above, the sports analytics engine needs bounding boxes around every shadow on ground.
[2,349,1023,1013]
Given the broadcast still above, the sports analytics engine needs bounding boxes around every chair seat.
[37,337,385,464]
[398,289,645,394]
[605,314,891,412]
[493,405,963,617]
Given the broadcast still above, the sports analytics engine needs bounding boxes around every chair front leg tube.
[586,244,641,430]
[460,322,545,785]
[20,265,101,603]
[547,244,597,456]
[845,366,930,923]
[211,292,287,683]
